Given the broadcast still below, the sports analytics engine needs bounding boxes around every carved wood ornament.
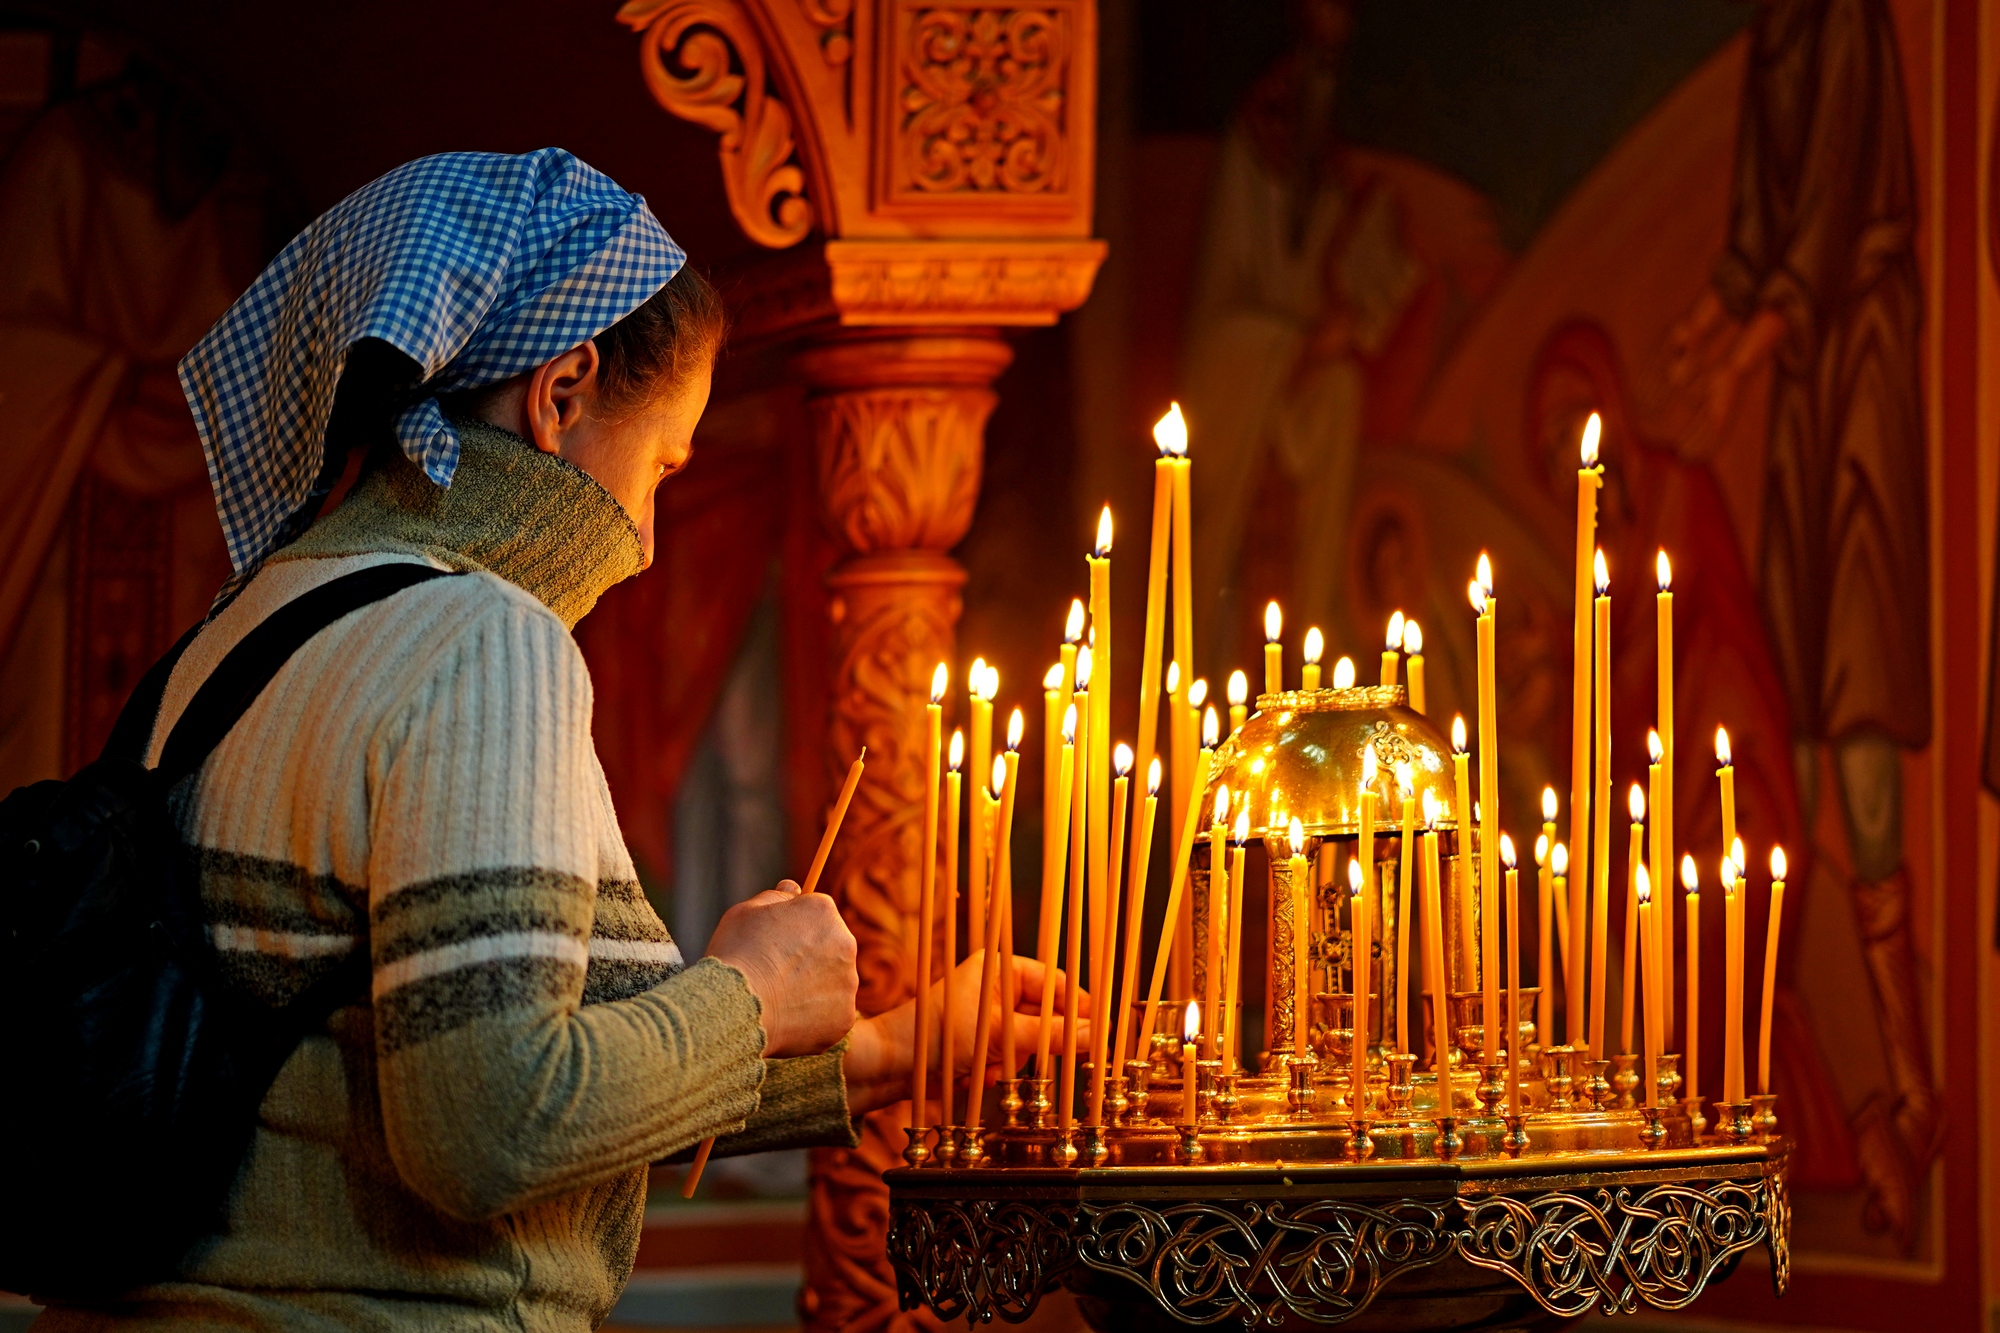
[620,3,1101,1327]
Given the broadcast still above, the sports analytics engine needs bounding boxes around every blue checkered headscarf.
[180,149,686,578]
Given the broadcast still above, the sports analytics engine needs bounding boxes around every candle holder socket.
[1177,1124,1203,1164]
[1684,1094,1709,1139]
[1104,1075,1128,1127]
[957,1128,988,1168]
[1000,1077,1026,1128]
[1638,1106,1667,1150]
[1053,1130,1079,1168]
[1080,1124,1110,1167]
[1611,1053,1640,1109]
[1719,1101,1756,1142]
[1751,1093,1779,1137]
[1195,1060,1223,1126]
[1475,1060,1507,1120]
[1434,1115,1463,1160]
[1584,1059,1613,1110]
[1286,1053,1320,1118]
[1655,1054,1681,1110]
[932,1125,958,1167]
[1385,1052,1416,1119]
[1213,1072,1242,1124]
[1121,1060,1152,1124]
[1025,1077,1054,1130]
[1502,1114,1529,1157]
[1542,1045,1575,1111]
[902,1125,931,1168]
[1346,1117,1375,1161]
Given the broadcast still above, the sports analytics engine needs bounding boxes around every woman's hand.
[842,952,1091,1119]
[705,881,858,1058]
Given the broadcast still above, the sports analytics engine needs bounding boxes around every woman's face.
[556,366,712,564]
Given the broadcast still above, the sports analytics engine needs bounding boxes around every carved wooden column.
[620,3,1101,1325]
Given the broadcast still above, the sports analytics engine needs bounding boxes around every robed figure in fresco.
[1673,0,1933,1246]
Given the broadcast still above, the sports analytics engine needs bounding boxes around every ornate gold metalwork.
[888,1196,1077,1323]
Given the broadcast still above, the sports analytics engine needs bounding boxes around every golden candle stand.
[887,688,1790,1328]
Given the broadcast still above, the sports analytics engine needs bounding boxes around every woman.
[35,150,1061,1330]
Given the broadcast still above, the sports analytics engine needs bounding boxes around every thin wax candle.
[1760,846,1788,1096]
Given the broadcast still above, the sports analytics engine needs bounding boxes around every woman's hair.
[590,264,728,418]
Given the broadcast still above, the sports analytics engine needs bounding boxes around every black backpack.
[0,563,455,1299]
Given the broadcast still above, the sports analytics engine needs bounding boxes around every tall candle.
[1086,508,1113,1105]
[1647,729,1667,1053]
[1205,787,1229,1058]
[1639,864,1658,1107]
[1059,670,1091,1139]
[1421,798,1452,1115]
[999,711,1025,1082]
[1722,856,1745,1105]
[1450,716,1475,991]
[1568,414,1603,1048]
[1552,842,1573,1043]
[1682,854,1701,1108]
[1348,857,1371,1110]
[1167,405,1194,810]
[1227,670,1249,736]
[1716,726,1736,871]
[1396,765,1416,1054]
[1541,787,1566,1006]
[1264,601,1284,697]
[1137,414,1176,842]
[1760,846,1788,1095]
[1590,549,1612,1060]
[1358,747,1378,1088]
[1471,556,1498,1062]
[1224,812,1249,1072]
[968,660,995,951]
[1403,620,1426,714]
[1142,740,1216,1052]
[1656,551,1675,1050]
[939,739,965,1128]
[1173,684,1208,1000]
[965,747,1020,1143]
[1114,759,1163,1074]
[1302,627,1325,691]
[912,664,947,1134]
[1535,833,1552,1055]
[1622,783,1645,1057]
[1501,834,1521,1112]
[1035,714,1075,1081]
[1089,744,1132,1126]
[1180,1001,1200,1128]
[1288,818,1310,1056]
[1382,609,1404,687]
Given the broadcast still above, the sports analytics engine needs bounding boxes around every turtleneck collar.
[271,419,644,627]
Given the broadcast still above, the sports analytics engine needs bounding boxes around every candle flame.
[1184,998,1202,1042]
[1451,714,1468,754]
[1535,832,1549,865]
[1094,505,1114,557]
[1580,411,1602,466]
[1629,783,1646,823]
[969,657,986,696]
[1166,660,1181,694]
[1681,853,1698,892]
[1061,706,1076,744]
[1332,656,1357,689]
[1189,677,1209,709]
[1264,600,1283,644]
[1552,841,1569,876]
[1648,728,1663,764]
[1348,857,1364,895]
[1731,836,1746,873]
[1386,610,1405,651]
[1233,810,1250,842]
[1202,705,1220,748]
[1076,646,1093,690]
[1213,785,1230,824]
[1153,402,1188,457]
[1403,619,1423,654]
[1594,548,1610,595]
[1007,707,1024,751]
[1473,801,1481,826]
[1636,862,1651,904]
[1501,833,1518,870]
[1715,725,1732,766]
[1476,552,1494,596]
[979,664,999,702]
[1114,741,1133,777]
[1289,815,1305,857]
[1304,626,1325,665]
[1542,786,1558,821]
[1657,549,1672,591]
[950,729,965,770]
[1396,761,1414,797]
[1467,579,1487,615]
[1422,787,1440,827]
[1770,845,1788,881]
[990,755,1007,797]
[1065,598,1085,644]
[1721,857,1739,891]
[930,662,949,703]
[1361,743,1378,787]
[1043,662,1064,691]
[1227,670,1248,706]
[1148,756,1162,795]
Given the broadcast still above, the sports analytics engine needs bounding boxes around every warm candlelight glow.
[1332,657,1356,689]
[1476,552,1494,596]
[1500,833,1517,869]
[1721,856,1739,890]
[1183,999,1201,1042]
[1202,705,1220,748]
[1468,579,1487,615]
[1007,708,1024,750]
[1094,505,1114,557]
[950,729,965,770]
[1451,714,1468,754]
[1148,757,1163,795]
[1076,645,1094,689]
[1542,786,1558,821]
[1403,619,1423,654]
[1348,856,1364,893]
[1628,783,1645,823]
[1043,662,1063,690]
[1304,627,1325,665]
[1397,761,1414,797]
[1730,837,1745,872]
[990,755,1007,797]
[1153,402,1188,457]
[1289,816,1305,856]
[1264,600,1283,644]
[930,662,949,703]
[1065,598,1085,644]
[1114,741,1134,777]
[1535,832,1549,864]
[1227,670,1248,706]
[1386,610,1405,650]
[1657,549,1672,591]
[1715,726,1732,766]
[1648,728,1663,764]
[1060,708,1075,745]
[1551,841,1569,875]
[1422,787,1440,826]
[1165,660,1180,694]
[1771,845,1788,880]
[1636,862,1651,904]
[1593,548,1610,595]
[1189,678,1209,710]
[1581,411,1602,466]
[1362,743,1378,788]
[1213,785,1229,824]
[979,663,999,702]
[1233,810,1250,842]
[1682,854,1698,891]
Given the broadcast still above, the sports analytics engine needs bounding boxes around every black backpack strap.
[99,620,207,765]
[156,563,459,789]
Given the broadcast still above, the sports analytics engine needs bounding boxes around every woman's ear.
[522,342,603,457]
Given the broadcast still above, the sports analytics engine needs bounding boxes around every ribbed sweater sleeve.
[364,593,771,1221]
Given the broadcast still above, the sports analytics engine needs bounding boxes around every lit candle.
[1471,556,1498,1062]
[1421,793,1452,1115]
[1137,415,1176,862]
[1288,817,1310,1057]
[1716,726,1736,874]
[965,744,1021,1144]
[1648,728,1669,1052]
[1332,656,1357,690]
[1501,833,1521,1112]
[1086,508,1113,1114]
[1358,746,1378,1083]
[1348,856,1371,1110]
[1396,763,1416,1055]
[999,710,1025,1083]
[1656,551,1675,1050]
[1227,669,1249,736]
[1302,627,1325,691]
[1552,842,1574,1044]
[1089,742,1132,1126]
[1682,854,1701,1110]
[1403,620,1426,713]
[1224,811,1249,1072]
[1114,758,1163,1076]
[1638,863,1658,1107]
[1142,727,1216,1055]
[939,734,964,1126]
[1722,855,1745,1106]
[1166,403,1195,822]
[1568,415,1603,1047]
[1760,846,1787,1096]
[1180,1000,1200,1128]
[967,661,999,950]
[1622,783,1645,1057]
[1535,832,1553,1053]
[1205,785,1229,1058]
[912,664,947,1136]
[1264,600,1284,696]
[1382,609,1405,687]
[1541,786,1567,998]
[1059,659,1091,1140]
[1450,716,1475,992]
[1590,549,1612,1060]
[1035,712,1075,1083]
[1173,681,1208,1000]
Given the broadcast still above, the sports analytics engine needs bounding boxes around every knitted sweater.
[35,424,856,1332]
